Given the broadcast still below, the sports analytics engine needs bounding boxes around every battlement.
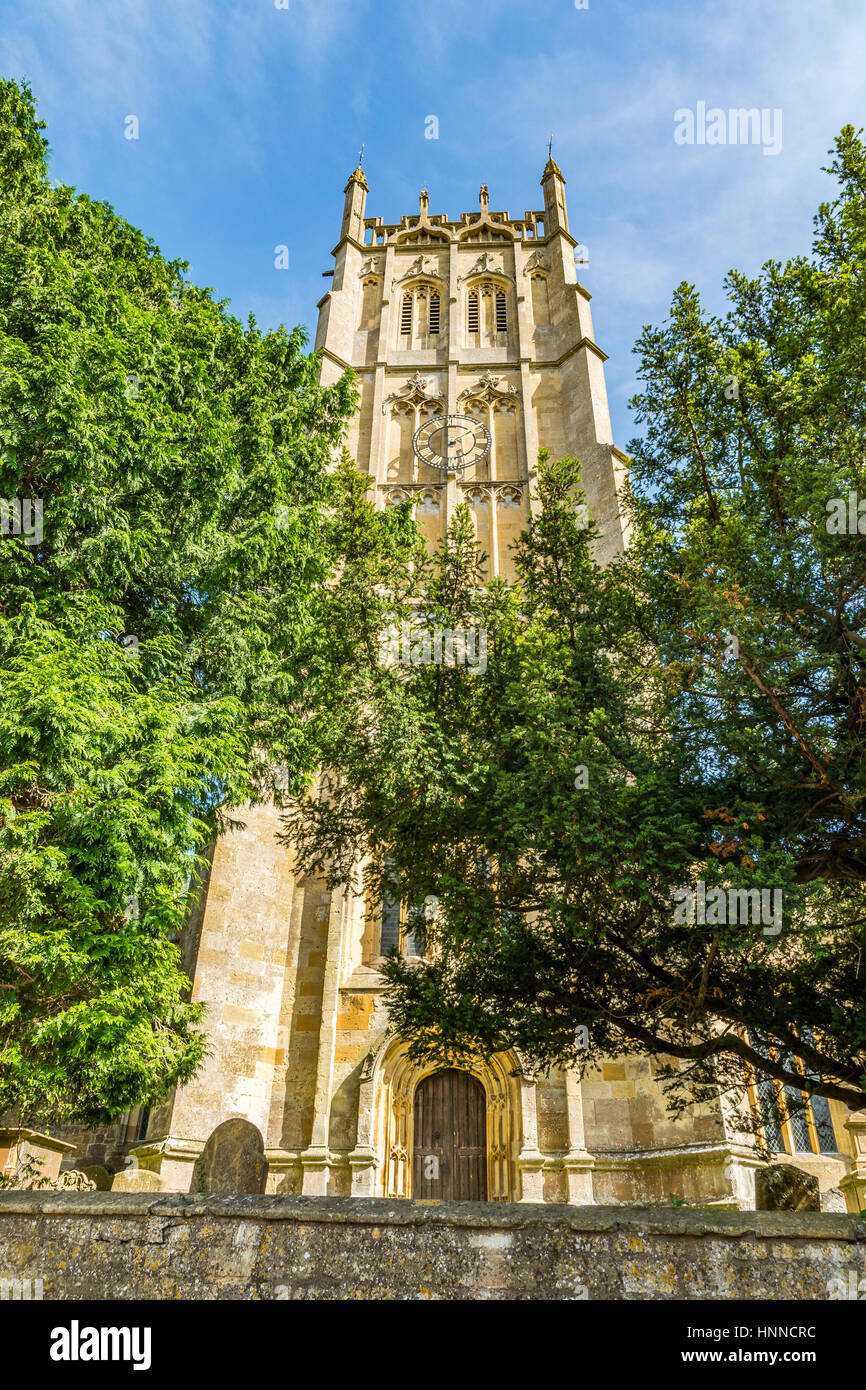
[362,206,548,246]
[348,163,568,248]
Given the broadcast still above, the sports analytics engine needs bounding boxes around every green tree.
[287,129,866,1121]
[0,80,355,1125]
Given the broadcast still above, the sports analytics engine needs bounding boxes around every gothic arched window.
[748,1030,838,1155]
[377,866,428,959]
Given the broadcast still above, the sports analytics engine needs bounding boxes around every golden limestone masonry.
[59,161,865,1211]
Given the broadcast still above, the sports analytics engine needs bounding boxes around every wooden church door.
[412,1068,487,1201]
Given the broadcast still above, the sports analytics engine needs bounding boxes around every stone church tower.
[95,163,862,1211]
[313,157,629,569]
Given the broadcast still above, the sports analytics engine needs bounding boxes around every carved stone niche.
[382,372,445,415]
[458,372,519,414]
[523,249,550,276]
[392,254,442,289]
[458,251,511,285]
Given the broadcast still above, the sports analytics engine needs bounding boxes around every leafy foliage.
[0,81,355,1124]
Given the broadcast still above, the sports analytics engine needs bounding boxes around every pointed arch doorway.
[413,1068,487,1201]
[352,1038,517,1200]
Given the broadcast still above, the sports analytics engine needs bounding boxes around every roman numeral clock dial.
[412,413,491,473]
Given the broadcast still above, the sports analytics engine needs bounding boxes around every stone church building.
[61,161,865,1211]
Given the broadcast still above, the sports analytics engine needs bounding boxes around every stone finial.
[540,155,569,232]
[345,164,369,194]
[419,187,430,214]
[541,156,565,184]
[479,184,489,210]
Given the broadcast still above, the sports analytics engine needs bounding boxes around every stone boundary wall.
[0,1194,864,1300]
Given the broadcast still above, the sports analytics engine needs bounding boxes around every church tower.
[314,156,629,568]
[114,163,859,1213]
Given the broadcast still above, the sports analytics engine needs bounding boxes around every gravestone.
[192,1119,268,1195]
[81,1165,113,1191]
[821,1186,847,1213]
[52,1169,96,1191]
[111,1167,164,1192]
[754,1163,820,1211]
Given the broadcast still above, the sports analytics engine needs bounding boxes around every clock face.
[412,414,491,473]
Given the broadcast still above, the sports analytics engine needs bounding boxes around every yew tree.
[288,129,866,1122]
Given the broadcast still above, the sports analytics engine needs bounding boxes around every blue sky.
[1,0,864,450]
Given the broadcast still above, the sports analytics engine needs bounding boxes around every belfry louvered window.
[398,283,442,346]
[468,281,508,345]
